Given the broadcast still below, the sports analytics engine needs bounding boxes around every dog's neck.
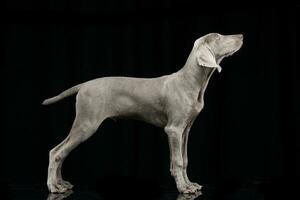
[177,53,221,103]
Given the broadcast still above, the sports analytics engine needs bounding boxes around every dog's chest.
[180,95,204,117]
[189,101,204,116]
[195,101,204,112]
[178,90,204,117]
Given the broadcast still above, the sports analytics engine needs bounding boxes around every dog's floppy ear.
[196,43,222,72]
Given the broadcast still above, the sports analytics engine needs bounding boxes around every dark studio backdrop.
[1,2,300,195]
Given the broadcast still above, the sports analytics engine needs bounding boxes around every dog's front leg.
[165,125,197,194]
[182,122,202,191]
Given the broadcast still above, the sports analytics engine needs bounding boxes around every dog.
[43,33,243,194]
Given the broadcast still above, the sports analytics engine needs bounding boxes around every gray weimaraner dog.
[43,33,243,194]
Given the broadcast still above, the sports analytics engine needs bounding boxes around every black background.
[1,1,300,197]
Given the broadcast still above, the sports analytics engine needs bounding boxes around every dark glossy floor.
[1,179,299,200]
[2,188,263,200]
[0,185,262,200]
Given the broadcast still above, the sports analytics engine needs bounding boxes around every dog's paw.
[47,190,73,200]
[59,180,73,190]
[182,187,198,194]
[48,181,72,193]
[189,182,202,191]
[178,184,198,194]
[177,190,202,200]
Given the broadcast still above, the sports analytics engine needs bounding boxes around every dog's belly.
[113,95,168,128]
[117,109,167,128]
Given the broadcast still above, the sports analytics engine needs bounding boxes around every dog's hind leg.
[47,96,108,193]
[47,116,104,193]
[48,137,73,191]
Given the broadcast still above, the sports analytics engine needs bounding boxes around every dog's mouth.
[224,42,243,58]
[223,50,236,58]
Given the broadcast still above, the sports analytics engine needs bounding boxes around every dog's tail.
[42,84,83,105]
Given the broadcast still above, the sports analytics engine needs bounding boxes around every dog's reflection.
[47,190,73,200]
[46,189,201,200]
[177,191,202,200]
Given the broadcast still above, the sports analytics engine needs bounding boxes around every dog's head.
[194,33,243,72]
